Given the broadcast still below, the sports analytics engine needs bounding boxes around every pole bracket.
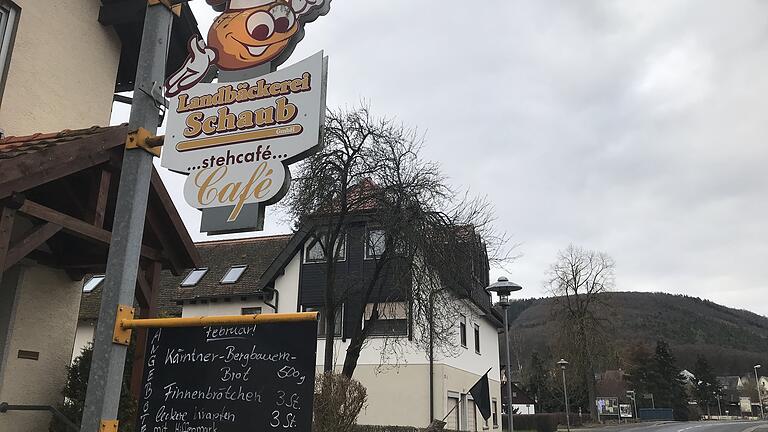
[126,127,164,157]
[112,305,135,346]
[100,420,119,431]
[148,0,181,16]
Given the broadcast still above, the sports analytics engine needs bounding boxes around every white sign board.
[161,52,326,231]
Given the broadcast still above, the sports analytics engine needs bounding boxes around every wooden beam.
[17,199,163,262]
[4,223,62,270]
[130,261,162,398]
[0,207,16,282]
[86,169,111,228]
[146,205,184,275]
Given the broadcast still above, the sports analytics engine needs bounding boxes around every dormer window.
[83,275,105,293]
[365,228,386,259]
[305,233,346,263]
[220,265,247,284]
[180,268,208,287]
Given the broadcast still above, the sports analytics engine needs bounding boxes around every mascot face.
[208,1,301,70]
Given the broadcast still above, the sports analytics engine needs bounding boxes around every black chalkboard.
[135,320,318,432]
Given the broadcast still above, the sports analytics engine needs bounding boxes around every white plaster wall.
[70,321,95,363]
[274,254,301,313]
[181,298,271,317]
[0,264,82,432]
[0,0,121,135]
[439,311,502,383]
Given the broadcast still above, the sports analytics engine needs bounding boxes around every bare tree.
[284,105,508,377]
[546,245,615,418]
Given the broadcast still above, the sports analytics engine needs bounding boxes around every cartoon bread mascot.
[166,0,329,97]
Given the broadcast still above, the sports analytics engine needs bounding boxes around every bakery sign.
[160,0,330,234]
[162,53,326,228]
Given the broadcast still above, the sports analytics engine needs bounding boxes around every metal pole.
[755,367,765,420]
[561,368,570,432]
[632,395,638,423]
[79,3,173,431]
[502,304,514,432]
[716,394,722,418]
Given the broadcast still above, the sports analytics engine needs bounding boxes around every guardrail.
[0,402,80,432]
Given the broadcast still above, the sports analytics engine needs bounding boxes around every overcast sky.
[114,1,768,316]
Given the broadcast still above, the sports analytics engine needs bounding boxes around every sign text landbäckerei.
[161,52,326,225]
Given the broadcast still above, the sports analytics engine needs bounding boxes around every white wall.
[70,321,95,363]
[0,0,121,135]
[0,264,82,432]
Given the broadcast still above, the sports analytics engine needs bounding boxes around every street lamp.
[558,359,570,432]
[487,277,523,432]
[755,365,765,420]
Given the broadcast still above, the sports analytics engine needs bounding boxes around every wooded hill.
[506,292,768,375]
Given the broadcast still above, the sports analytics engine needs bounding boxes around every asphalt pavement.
[563,421,768,432]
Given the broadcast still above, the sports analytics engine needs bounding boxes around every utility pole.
[755,365,764,420]
[79,2,174,431]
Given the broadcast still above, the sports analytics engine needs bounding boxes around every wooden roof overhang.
[0,124,201,311]
[98,0,202,92]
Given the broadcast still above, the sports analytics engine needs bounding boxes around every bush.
[314,372,368,432]
[510,414,558,432]
[354,426,420,432]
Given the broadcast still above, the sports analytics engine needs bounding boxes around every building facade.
[74,224,505,430]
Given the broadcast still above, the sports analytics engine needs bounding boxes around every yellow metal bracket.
[112,305,135,346]
[126,127,163,157]
[148,0,181,16]
[100,420,119,431]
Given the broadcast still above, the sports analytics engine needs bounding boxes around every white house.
[75,222,505,431]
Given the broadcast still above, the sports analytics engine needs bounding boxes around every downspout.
[264,287,279,313]
[429,290,435,424]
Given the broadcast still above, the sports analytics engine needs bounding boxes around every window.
[180,268,208,287]
[0,0,19,106]
[467,398,477,431]
[305,234,346,263]
[365,228,386,259]
[460,314,467,348]
[474,324,481,354]
[83,275,105,293]
[220,265,247,284]
[304,305,342,337]
[364,302,408,336]
[492,399,498,428]
[447,395,460,431]
[241,307,262,315]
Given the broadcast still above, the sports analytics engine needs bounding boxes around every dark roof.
[0,125,126,162]
[79,235,293,321]
[169,235,293,302]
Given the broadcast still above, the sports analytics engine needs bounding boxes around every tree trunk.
[323,259,336,373]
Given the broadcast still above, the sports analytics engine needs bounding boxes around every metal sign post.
[79,2,175,431]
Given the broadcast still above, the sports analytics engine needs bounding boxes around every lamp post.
[486,277,523,432]
[755,365,764,420]
[715,392,722,418]
[626,391,638,423]
[558,359,570,432]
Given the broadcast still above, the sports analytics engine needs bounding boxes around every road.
[567,421,768,432]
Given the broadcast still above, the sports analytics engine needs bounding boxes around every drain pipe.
[264,287,279,313]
